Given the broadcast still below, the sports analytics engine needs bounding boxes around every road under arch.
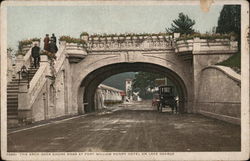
[80,62,188,113]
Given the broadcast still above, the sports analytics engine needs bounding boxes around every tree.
[216,5,240,38]
[216,5,241,71]
[132,72,163,99]
[166,12,196,35]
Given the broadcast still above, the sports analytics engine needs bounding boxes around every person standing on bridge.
[31,43,40,68]
[51,33,57,44]
[48,39,58,54]
[44,34,50,51]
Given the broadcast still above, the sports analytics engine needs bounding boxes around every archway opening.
[79,62,188,113]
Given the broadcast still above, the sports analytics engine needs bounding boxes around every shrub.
[80,32,89,37]
[176,32,237,41]
[217,52,241,70]
[59,36,87,46]
[18,38,41,51]
[18,40,32,50]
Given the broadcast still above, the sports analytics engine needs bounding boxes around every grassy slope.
[216,53,241,71]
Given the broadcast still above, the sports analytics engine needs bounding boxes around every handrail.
[202,65,241,83]
[54,42,67,72]
[23,47,32,64]
[27,64,48,109]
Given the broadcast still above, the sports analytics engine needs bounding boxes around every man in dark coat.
[48,40,58,54]
[44,34,50,51]
[31,43,40,68]
[51,33,57,44]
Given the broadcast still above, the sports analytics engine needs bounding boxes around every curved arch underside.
[80,62,188,113]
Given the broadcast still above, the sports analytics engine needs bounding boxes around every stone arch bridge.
[7,33,240,127]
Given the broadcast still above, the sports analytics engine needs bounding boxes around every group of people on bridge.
[31,33,58,68]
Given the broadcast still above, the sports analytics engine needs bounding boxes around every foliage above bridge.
[59,36,87,46]
[175,32,237,41]
[17,38,40,56]
[80,32,172,38]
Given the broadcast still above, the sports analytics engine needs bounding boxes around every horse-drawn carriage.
[153,85,178,113]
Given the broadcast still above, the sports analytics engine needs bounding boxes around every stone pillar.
[192,38,201,113]
[18,84,32,124]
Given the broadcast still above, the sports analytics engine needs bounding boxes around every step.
[7,90,18,94]
[7,110,18,117]
[10,81,28,84]
[7,101,18,104]
[8,115,18,119]
[28,72,36,74]
[28,70,37,73]
[7,96,18,99]
[7,107,18,111]
[7,87,19,89]
[7,110,18,116]
[7,106,18,110]
[7,93,18,96]
[7,99,18,102]
[7,102,18,105]
[7,97,18,100]
[7,85,19,90]
[28,71,38,74]
[7,106,18,109]
[7,83,20,86]
[7,91,19,93]
[7,103,18,106]
[7,109,18,116]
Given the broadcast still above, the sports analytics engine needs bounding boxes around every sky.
[7,5,223,50]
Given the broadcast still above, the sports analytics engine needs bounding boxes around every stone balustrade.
[175,38,238,54]
[95,84,124,110]
[175,38,238,61]
[60,41,87,63]
[54,41,67,72]
[87,35,173,52]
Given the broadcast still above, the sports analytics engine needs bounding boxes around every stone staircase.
[7,66,38,128]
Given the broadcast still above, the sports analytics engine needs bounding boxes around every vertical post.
[192,37,201,113]
[43,93,48,120]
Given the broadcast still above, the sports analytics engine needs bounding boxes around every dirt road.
[8,101,240,152]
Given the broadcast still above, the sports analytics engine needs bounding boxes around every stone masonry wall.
[197,66,241,124]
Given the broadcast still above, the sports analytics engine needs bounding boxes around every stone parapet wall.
[197,65,241,124]
[94,84,123,110]
[175,38,238,55]
[87,34,173,52]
